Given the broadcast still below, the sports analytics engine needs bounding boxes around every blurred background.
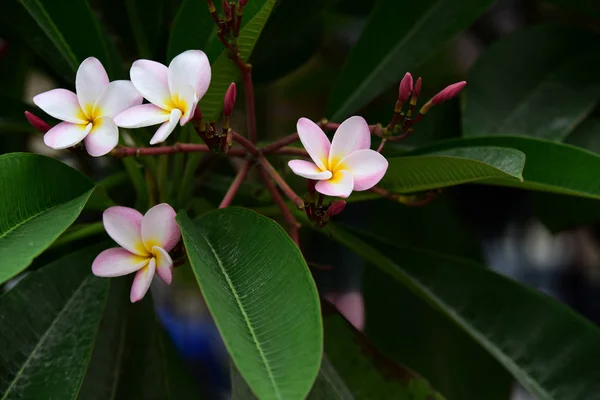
[3,0,600,398]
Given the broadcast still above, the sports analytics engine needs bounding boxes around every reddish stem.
[228,45,257,144]
[111,143,247,157]
[258,157,304,209]
[272,147,308,157]
[258,165,300,245]
[219,159,253,208]
[231,130,259,156]
[376,139,387,153]
[261,133,300,153]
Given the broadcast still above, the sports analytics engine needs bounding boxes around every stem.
[229,45,257,143]
[231,130,259,156]
[258,157,304,209]
[111,143,247,157]
[272,147,308,157]
[219,159,253,208]
[257,165,300,245]
[261,133,300,153]
[377,139,387,153]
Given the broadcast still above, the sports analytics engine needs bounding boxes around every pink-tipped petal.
[175,85,198,126]
[338,149,388,191]
[43,121,92,150]
[76,57,109,117]
[149,108,182,145]
[329,116,371,170]
[130,258,156,303]
[94,80,143,118]
[142,203,180,252]
[153,246,173,284]
[114,104,170,128]
[103,206,149,256]
[288,160,332,180]
[84,116,118,157]
[315,170,354,198]
[297,117,330,171]
[92,248,150,277]
[130,59,171,109]
[33,89,86,124]
[168,50,211,101]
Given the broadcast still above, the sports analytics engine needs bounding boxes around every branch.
[111,143,247,157]
[272,147,308,157]
[229,46,257,144]
[257,165,300,245]
[231,130,259,156]
[261,133,299,153]
[219,159,253,208]
[258,157,304,209]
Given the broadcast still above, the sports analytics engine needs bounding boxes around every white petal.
[114,104,170,128]
[103,206,149,256]
[176,85,199,126]
[337,149,388,191]
[153,246,173,284]
[297,117,330,171]
[33,89,86,124]
[168,50,211,101]
[288,160,332,180]
[43,122,91,150]
[329,116,371,171]
[315,170,354,198]
[92,248,149,277]
[76,57,109,118]
[130,59,171,109]
[142,203,181,252]
[130,258,156,303]
[93,80,143,118]
[84,116,119,157]
[149,109,182,145]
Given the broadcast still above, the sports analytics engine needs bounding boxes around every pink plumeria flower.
[33,57,142,156]
[288,116,388,198]
[92,204,181,303]
[114,50,211,145]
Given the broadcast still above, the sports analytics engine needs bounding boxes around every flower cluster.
[33,50,211,156]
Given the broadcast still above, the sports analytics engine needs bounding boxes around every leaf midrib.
[198,231,282,399]
[1,277,91,399]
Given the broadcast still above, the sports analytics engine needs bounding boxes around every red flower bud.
[430,81,466,105]
[326,200,346,217]
[25,111,51,133]
[239,0,248,6]
[413,77,422,98]
[398,72,413,103]
[223,82,237,117]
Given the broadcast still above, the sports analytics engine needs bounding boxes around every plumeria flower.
[114,50,211,145]
[288,116,388,198]
[92,203,181,302]
[33,57,142,156]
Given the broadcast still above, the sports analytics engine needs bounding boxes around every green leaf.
[167,0,216,63]
[2,0,122,80]
[327,0,493,120]
[0,153,95,285]
[0,244,109,399]
[381,146,525,193]
[319,223,600,400]
[463,25,600,141]
[198,0,276,121]
[322,306,445,400]
[177,208,322,399]
[79,279,204,400]
[410,136,600,200]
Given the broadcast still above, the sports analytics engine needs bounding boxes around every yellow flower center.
[164,95,188,115]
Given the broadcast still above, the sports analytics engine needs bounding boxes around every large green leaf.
[198,0,276,121]
[0,153,95,284]
[2,0,123,81]
[0,244,109,399]
[381,146,525,193]
[463,25,600,141]
[177,208,322,399]
[79,279,204,400]
[327,0,493,120]
[319,223,600,400]
[410,136,600,200]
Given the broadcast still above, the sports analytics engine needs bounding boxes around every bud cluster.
[304,179,347,227]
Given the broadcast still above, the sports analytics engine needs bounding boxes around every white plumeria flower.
[288,116,389,198]
[114,50,211,145]
[33,57,142,156]
[92,203,181,303]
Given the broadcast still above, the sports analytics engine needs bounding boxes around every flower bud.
[24,111,51,133]
[412,77,422,100]
[398,72,413,103]
[326,200,346,217]
[239,0,248,5]
[430,81,466,105]
[223,82,237,117]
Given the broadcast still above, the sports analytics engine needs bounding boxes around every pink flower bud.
[398,72,413,103]
[430,81,466,105]
[326,200,346,217]
[239,0,248,6]
[413,77,422,98]
[223,82,237,117]
[25,111,51,133]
